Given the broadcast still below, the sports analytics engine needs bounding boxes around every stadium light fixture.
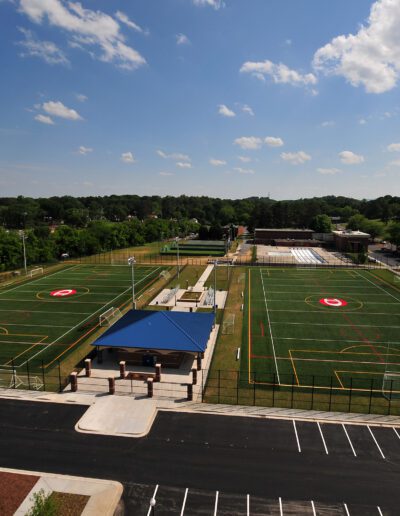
[128,256,136,309]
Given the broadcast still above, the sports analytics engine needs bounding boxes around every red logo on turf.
[50,289,77,297]
[319,298,347,307]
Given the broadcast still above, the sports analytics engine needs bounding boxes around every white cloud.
[317,167,342,175]
[192,0,224,9]
[359,118,367,125]
[19,0,146,71]
[176,162,192,168]
[281,151,311,165]
[176,33,190,46]
[265,136,284,147]
[17,27,69,65]
[242,104,254,116]
[75,93,87,102]
[321,120,335,127]
[238,156,251,163]
[387,143,400,152]
[34,114,54,125]
[218,104,236,117]
[234,167,255,174]
[121,151,135,163]
[159,171,174,176]
[209,158,226,166]
[240,59,317,88]
[157,150,191,162]
[313,0,400,94]
[339,150,365,164]
[114,11,146,34]
[78,145,93,155]
[389,159,400,167]
[234,136,262,150]
[42,101,82,120]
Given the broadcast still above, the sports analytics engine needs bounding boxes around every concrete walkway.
[2,467,122,516]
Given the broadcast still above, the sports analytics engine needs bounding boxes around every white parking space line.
[279,497,283,516]
[293,420,301,452]
[342,424,357,457]
[214,491,219,516]
[311,500,316,516]
[317,423,329,455]
[393,427,400,441]
[377,507,383,516]
[247,494,250,516]
[368,426,385,459]
[343,502,350,516]
[146,485,159,516]
[180,488,188,516]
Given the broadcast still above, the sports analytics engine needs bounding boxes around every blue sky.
[1,0,400,200]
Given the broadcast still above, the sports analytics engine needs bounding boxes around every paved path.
[0,399,399,515]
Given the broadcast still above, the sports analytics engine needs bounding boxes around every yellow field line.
[5,335,48,365]
[0,326,9,335]
[288,349,300,385]
[248,268,252,384]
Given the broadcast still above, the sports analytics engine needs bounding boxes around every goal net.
[0,369,43,391]
[99,307,122,327]
[29,267,43,278]
[160,270,171,281]
[222,313,235,335]
[382,340,400,400]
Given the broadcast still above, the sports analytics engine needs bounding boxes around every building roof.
[333,230,370,238]
[92,309,214,353]
[255,228,313,233]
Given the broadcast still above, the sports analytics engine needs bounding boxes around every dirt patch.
[49,492,90,516]
[0,471,39,516]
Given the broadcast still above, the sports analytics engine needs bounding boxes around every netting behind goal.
[0,369,43,391]
[99,307,122,326]
[222,313,235,334]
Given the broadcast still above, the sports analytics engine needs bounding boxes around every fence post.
[11,358,16,389]
[218,370,220,404]
[41,360,46,391]
[147,377,153,398]
[272,372,276,407]
[236,370,239,404]
[26,359,31,390]
[253,371,256,406]
[368,378,374,413]
[348,377,353,412]
[58,360,62,392]
[201,369,204,402]
[311,375,315,410]
[191,368,197,385]
[291,374,295,408]
[329,376,333,411]
[388,380,394,415]
[187,383,193,401]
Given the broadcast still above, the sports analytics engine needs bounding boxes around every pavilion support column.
[187,383,193,401]
[108,377,115,395]
[119,361,126,379]
[191,368,197,385]
[97,348,103,364]
[196,354,202,371]
[84,359,91,377]
[147,378,154,398]
[155,363,161,383]
[70,372,78,392]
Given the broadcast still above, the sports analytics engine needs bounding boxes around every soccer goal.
[160,270,171,281]
[222,313,235,335]
[0,369,43,391]
[99,307,122,327]
[29,267,44,278]
[382,373,400,401]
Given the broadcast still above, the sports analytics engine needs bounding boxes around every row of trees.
[1,194,400,230]
[0,218,199,272]
[347,214,400,247]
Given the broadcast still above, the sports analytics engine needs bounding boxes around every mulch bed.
[49,492,90,516]
[0,471,39,516]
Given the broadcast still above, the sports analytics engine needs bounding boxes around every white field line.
[0,298,107,305]
[0,322,70,328]
[0,308,92,315]
[214,491,219,516]
[180,488,188,516]
[276,337,400,345]
[147,485,159,516]
[356,271,400,303]
[247,494,250,516]
[261,290,380,295]
[260,268,280,384]
[19,266,160,367]
[264,300,399,305]
[311,500,316,516]
[393,427,400,441]
[343,503,350,516]
[0,264,80,297]
[279,497,283,516]
[0,340,48,346]
[342,425,357,457]
[293,420,301,452]
[317,423,329,454]
[367,426,385,459]
[4,290,131,296]
[269,309,400,315]
[272,322,400,328]
[377,507,383,516]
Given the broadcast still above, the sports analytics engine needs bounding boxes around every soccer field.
[243,267,400,394]
[0,264,164,370]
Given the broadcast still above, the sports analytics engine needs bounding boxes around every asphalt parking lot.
[0,400,399,515]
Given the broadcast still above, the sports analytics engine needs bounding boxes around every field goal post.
[222,313,235,335]
[99,306,122,327]
[0,368,43,391]
[29,267,44,278]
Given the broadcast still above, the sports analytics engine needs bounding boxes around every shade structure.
[92,309,214,353]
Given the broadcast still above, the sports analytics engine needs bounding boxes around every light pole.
[20,231,28,276]
[175,236,180,280]
[128,256,136,309]
[214,259,218,314]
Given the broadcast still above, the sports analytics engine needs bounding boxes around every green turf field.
[242,267,400,394]
[0,263,165,370]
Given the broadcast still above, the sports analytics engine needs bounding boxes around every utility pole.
[128,256,136,309]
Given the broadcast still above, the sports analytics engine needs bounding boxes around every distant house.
[332,230,370,253]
